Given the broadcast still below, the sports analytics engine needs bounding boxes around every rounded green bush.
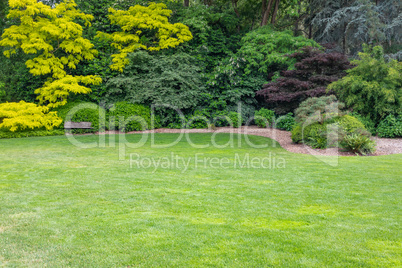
[275,113,296,131]
[108,101,160,132]
[54,101,106,133]
[291,124,303,143]
[335,115,365,134]
[212,110,230,127]
[187,109,210,129]
[255,108,275,128]
[291,121,328,148]
[210,111,243,128]
[228,111,243,128]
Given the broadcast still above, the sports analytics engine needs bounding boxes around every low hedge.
[53,101,106,133]
[0,129,65,139]
[108,101,160,132]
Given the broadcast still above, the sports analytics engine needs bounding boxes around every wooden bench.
[64,121,93,130]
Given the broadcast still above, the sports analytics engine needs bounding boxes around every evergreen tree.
[306,0,401,55]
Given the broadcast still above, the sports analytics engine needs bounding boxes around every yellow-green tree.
[0,101,62,132]
[96,2,193,72]
[0,0,101,108]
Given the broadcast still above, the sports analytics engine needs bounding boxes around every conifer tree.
[307,0,401,55]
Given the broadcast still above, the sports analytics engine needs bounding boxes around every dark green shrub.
[212,111,243,128]
[228,112,243,128]
[0,82,5,102]
[340,133,376,155]
[291,124,303,143]
[54,102,106,133]
[108,101,159,132]
[165,112,187,129]
[105,51,204,110]
[255,108,275,128]
[0,129,65,139]
[187,109,210,129]
[377,114,402,138]
[275,113,296,131]
[349,112,377,135]
[167,121,187,129]
[212,110,230,127]
[291,121,329,148]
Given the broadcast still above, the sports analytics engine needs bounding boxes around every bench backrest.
[64,121,92,129]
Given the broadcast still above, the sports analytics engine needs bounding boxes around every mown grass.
[0,133,401,267]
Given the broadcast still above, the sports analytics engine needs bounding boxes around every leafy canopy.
[257,47,351,114]
[0,0,101,108]
[328,45,402,124]
[105,50,204,111]
[96,2,193,72]
[237,27,319,75]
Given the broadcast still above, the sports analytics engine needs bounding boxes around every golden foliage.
[96,3,193,72]
[0,0,100,107]
[35,75,102,108]
[0,101,62,132]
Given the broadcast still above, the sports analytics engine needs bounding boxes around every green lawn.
[0,133,401,267]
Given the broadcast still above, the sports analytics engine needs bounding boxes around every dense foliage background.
[0,0,401,143]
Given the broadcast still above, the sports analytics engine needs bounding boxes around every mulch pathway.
[95,126,402,156]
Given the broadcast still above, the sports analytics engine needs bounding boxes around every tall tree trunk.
[270,0,280,25]
[261,0,274,26]
[293,0,301,36]
[184,0,189,7]
[262,0,267,18]
[231,0,241,32]
[232,0,240,18]
[342,23,347,54]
